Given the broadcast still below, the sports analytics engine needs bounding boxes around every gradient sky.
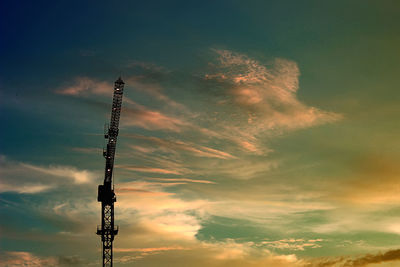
[2,1,400,266]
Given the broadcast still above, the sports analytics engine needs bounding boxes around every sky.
[1,1,400,266]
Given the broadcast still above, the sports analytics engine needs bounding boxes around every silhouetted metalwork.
[97,77,124,267]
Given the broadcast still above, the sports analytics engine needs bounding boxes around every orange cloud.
[116,188,176,196]
[122,106,190,132]
[309,249,400,267]
[115,246,187,253]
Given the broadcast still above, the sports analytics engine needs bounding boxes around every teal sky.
[2,1,400,266]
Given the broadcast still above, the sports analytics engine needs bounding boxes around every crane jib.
[96,77,124,267]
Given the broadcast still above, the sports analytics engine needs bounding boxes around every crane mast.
[97,77,124,267]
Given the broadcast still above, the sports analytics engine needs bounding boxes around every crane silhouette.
[96,77,124,267]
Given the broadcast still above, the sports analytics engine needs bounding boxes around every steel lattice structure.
[97,77,124,267]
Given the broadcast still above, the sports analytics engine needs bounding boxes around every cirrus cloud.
[204,49,342,154]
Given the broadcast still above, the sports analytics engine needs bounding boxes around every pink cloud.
[237,140,260,154]
[56,77,112,96]
[122,106,190,132]
[214,50,341,126]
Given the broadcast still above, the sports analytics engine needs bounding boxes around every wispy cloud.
[126,133,235,159]
[0,183,53,194]
[203,49,342,154]
[56,77,112,96]
[117,165,184,175]
[21,164,95,184]
[121,105,190,132]
[148,178,215,184]
[0,156,96,194]
[261,239,323,251]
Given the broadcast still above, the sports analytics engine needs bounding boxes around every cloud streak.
[0,156,96,194]
[148,178,215,184]
[122,105,190,132]
[117,165,184,175]
[21,164,95,184]
[56,77,113,96]
[262,239,323,251]
[126,133,235,159]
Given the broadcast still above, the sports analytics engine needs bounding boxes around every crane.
[97,77,124,267]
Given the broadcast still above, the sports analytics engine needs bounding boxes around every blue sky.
[2,1,400,266]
